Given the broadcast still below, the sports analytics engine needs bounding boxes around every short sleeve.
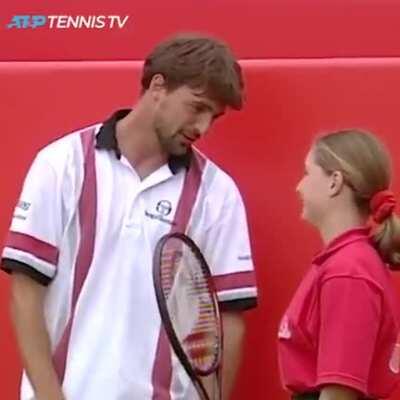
[317,276,382,394]
[1,151,64,284]
[201,182,257,311]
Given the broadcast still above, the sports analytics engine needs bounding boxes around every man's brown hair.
[141,33,244,110]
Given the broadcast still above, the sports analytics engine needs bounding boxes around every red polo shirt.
[278,227,400,398]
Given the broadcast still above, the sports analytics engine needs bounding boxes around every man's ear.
[148,74,166,100]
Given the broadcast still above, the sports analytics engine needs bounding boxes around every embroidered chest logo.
[278,315,292,339]
[145,200,175,225]
[156,200,172,216]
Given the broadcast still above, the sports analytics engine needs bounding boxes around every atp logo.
[7,15,47,29]
[6,15,130,29]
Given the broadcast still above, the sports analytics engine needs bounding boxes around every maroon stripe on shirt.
[213,271,257,292]
[5,231,59,266]
[53,128,97,383]
[151,150,206,400]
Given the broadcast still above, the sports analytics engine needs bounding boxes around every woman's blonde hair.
[313,129,400,268]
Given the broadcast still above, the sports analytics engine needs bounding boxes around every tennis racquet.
[153,232,223,400]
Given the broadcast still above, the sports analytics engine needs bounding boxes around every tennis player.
[1,33,257,400]
[278,129,400,400]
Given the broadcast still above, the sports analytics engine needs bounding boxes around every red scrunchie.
[370,190,396,224]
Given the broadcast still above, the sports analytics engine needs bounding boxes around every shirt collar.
[312,226,371,266]
[95,109,192,174]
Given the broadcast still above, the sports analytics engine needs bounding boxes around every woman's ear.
[329,171,345,197]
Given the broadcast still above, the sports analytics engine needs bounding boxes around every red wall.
[1,1,400,399]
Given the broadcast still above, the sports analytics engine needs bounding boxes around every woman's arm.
[319,385,359,400]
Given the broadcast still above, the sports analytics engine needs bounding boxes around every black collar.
[95,109,192,174]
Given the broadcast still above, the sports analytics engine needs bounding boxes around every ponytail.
[369,190,400,269]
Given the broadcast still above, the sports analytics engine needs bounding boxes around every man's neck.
[116,108,168,180]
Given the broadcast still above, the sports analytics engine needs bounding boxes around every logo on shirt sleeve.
[389,336,400,374]
[17,200,31,211]
[13,200,31,220]
[278,315,292,339]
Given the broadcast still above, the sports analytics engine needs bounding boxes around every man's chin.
[170,145,191,157]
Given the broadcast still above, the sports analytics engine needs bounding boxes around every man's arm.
[319,385,358,400]
[10,271,65,400]
[221,311,246,399]
[198,176,256,398]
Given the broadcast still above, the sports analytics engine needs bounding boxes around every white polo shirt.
[1,109,257,400]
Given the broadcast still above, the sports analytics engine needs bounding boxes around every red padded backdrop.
[1,59,400,399]
[1,1,400,399]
